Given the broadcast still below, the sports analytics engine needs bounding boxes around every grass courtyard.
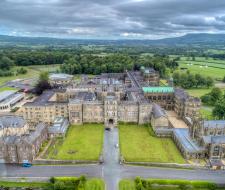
[119,124,185,163]
[44,124,104,161]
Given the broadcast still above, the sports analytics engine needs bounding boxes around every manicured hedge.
[135,177,218,190]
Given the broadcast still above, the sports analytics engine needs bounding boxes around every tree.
[35,72,51,95]
[210,87,222,102]
[205,77,214,88]
[0,56,14,70]
[212,98,225,119]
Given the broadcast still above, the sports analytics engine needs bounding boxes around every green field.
[175,56,225,80]
[0,86,18,92]
[186,88,213,97]
[119,179,223,190]
[28,64,61,72]
[0,178,105,190]
[0,64,61,86]
[45,124,104,160]
[200,106,214,120]
[0,181,50,188]
[119,124,185,163]
[0,66,40,86]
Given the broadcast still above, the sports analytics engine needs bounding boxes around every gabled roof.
[152,103,166,118]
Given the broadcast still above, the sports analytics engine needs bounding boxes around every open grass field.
[0,181,50,188]
[119,124,185,163]
[0,66,40,86]
[0,178,105,190]
[173,56,225,80]
[119,179,223,190]
[200,106,214,120]
[0,86,17,92]
[177,63,225,80]
[45,124,104,160]
[186,88,213,97]
[28,64,61,72]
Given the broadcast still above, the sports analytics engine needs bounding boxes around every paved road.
[102,128,121,190]
[1,128,225,189]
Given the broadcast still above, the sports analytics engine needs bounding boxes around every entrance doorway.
[109,119,114,125]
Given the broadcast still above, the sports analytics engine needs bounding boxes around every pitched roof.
[152,103,166,118]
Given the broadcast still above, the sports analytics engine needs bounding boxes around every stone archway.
[108,119,114,125]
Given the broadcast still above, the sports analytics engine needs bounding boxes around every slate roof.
[0,91,16,102]
[203,120,225,129]
[0,115,26,129]
[174,128,204,153]
[152,103,166,118]
[23,123,46,144]
[50,73,73,81]
[202,135,225,144]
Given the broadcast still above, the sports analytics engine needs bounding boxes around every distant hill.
[1,33,225,46]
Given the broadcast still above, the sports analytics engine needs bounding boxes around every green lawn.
[0,86,18,92]
[0,178,105,190]
[28,64,61,72]
[200,106,214,120]
[186,88,213,98]
[119,180,135,190]
[45,124,104,160]
[119,124,185,163]
[0,181,50,188]
[177,62,225,80]
[119,179,223,190]
[0,66,40,86]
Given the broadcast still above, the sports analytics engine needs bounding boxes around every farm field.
[119,124,185,163]
[172,56,225,80]
[44,124,104,160]
[177,63,225,80]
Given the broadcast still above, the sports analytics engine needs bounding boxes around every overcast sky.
[1,0,225,39]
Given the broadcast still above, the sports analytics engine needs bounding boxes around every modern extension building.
[0,90,24,112]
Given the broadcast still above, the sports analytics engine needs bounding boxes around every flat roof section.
[142,86,174,93]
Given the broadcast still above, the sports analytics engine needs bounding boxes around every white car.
[115,144,119,148]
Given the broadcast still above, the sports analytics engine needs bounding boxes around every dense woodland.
[0,50,178,77]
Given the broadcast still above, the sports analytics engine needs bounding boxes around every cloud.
[0,0,225,39]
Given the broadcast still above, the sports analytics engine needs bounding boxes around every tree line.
[201,88,225,119]
[172,71,214,89]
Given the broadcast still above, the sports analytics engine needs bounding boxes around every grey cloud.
[0,0,225,39]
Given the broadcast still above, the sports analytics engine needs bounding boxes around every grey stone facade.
[0,123,48,163]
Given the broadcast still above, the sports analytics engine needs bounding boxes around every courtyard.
[119,124,185,163]
[44,124,104,161]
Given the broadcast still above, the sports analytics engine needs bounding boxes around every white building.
[0,91,24,112]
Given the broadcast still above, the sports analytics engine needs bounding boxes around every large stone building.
[21,71,153,128]
[16,69,225,166]
[0,116,48,163]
